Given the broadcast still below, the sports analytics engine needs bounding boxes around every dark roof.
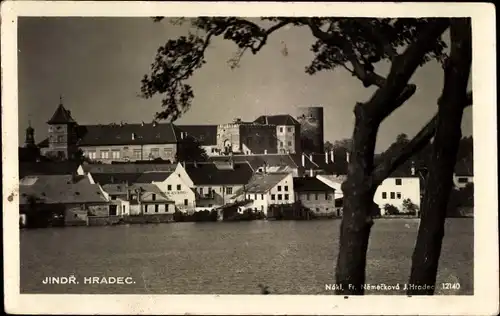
[208,154,299,170]
[47,104,76,124]
[75,122,178,146]
[454,158,473,176]
[90,173,142,185]
[293,177,335,192]
[19,175,108,205]
[235,173,289,194]
[135,172,173,183]
[82,163,176,174]
[19,161,82,178]
[37,138,49,148]
[254,114,300,126]
[184,161,254,185]
[177,125,218,146]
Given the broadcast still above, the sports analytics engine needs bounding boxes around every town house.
[127,183,175,215]
[232,172,295,215]
[183,161,254,209]
[293,177,339,217]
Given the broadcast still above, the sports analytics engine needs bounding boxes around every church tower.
[46,96,78,160]
[25,120,35,147]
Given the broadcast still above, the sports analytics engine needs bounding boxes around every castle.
[24,98,325,163]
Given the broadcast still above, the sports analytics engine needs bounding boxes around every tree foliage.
[175,136,208,163]
[140,17,448,122]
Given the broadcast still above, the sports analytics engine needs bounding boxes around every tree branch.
[251,20,291,53]
[355,18,399,60]
[371,91,473,185]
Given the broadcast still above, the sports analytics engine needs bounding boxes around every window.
[325,193,328,200]
[152,194,156,201]
[184,199,188,206]
[287,127,292,133]
[177,184,181,191]
[110,195,116,200]
[306,193,310,200]
[100,151,109,159]
[278,194,282,200]
[390,192,395,199]
[255,194,258,200]
[382,192,387,199]
[144,205,148,213]
[199,187,204,195]
[277,186,282,192]
[122,205,125,214]
[279,127,283,133]
[458,177,469,183]
[163,148,173,157]
[395,178,402,185]
[226,187,233,194]
[271,194,275,200]
[279,141,283,148]
[315,193,319,200]
[155,205,159,213]
[112,150,120,159]
[284,186,288,192]
[396,192,402,199]
[150,148,160,158]
[288,141,292,146]
[167,185,172,191]
[88,151,97,159]
[133,149,141,159]
[261,194,264,200]
[284,194,289,200]
[316,208,320,212]
[57,135,64,143]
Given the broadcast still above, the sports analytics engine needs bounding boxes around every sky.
[17,17,472,153]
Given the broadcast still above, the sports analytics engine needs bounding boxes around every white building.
[232,172,295,215]
[136,170,196,213]
[317,171,421,215]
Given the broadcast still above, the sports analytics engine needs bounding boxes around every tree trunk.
[408,18,472,295]
[335,104,378,295]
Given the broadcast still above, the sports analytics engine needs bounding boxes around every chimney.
[264,149,267,155]
[141,121,145,127]
[301,153,305,167]
[346,152,350,163]
[330,150,334,163]
[309,168,314,177]
[152,121,157,127]
[411,161,416,176]
[194,161,198,168]
[325,151,328,164]
[263,163,267,174]
[181,132,185,140]
[132,133,136,140]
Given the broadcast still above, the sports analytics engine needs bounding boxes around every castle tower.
[25,120,35,147]
[296,106,324,154]
[46,96,78,160]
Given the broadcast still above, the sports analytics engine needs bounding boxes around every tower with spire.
[24,120,35,148]
[46,96,78,160]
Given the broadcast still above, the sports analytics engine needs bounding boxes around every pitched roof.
[135,171,173,183]
[208,154,299,170]
[184,161,254,185]
[47,104,76,124]
[19,161,82,178]
[19,175,108,205]
[254,114,300,126]
[293,177,335,192]
[37,138,49,148]
[237,173,289,194]
[82,163,177,174]
[176,125,218,146]
[90,173,143,185]
[75,122,177,146]
[454,158,473,176]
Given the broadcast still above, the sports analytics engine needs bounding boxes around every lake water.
[20,218,473,295]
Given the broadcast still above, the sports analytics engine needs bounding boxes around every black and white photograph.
[2,2,498,315]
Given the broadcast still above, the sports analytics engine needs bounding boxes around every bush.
[383,204,399,215]
[402,198,419,215]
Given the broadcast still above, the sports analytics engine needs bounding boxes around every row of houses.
[18,153,442,227]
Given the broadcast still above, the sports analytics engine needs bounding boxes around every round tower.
[296,106,324,154]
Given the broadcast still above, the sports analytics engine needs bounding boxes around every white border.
[2,1,498,315]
